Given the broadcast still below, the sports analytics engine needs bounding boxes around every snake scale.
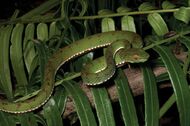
[0,31,149,113]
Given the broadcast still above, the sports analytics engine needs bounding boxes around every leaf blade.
[121,16,136,32]
[148,13,169,36]
[92,87,115,126]
[114,69,139,126]
[10,23,28,92]
[62,81,97,126]
[142,64,159,126]
[0,25,13,99]
[154,46,190,126]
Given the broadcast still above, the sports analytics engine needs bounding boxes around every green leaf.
[34,114,47,126]
[162,1,176,9]
[10,23,28,94]
[178,36,190,75]
[154,46,190,126]
[114,69,139,126]
[138,2,156,11]
[98,9,114,15]
[49,22,61,47]
[10,9,20,19]
[0,112,16,126]
[43,98,63,126]
[91,88,115,126]
[28,55,39,80]
[101,18,115,32]
[23,23,36,77]
[148,13,169,36]
[53,88,68,114]
[49,22,61,38]
[37,23,49,42]
[0,25,13,99]
[179,36,190,50]
[159,93,175,118]
[34,40,49,82]
[156,72,169,82]
[60,0,72,36]
[19,113,38,126]
[62,81,97,126]
[121,16,136,32]
[174,7,190,24]
[117,6,131,13]
[142,64,159,126]
[79,0,88,16]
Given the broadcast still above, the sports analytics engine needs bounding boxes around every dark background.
[0,0,45,19]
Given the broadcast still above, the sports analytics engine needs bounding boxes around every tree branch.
[63,51,187,117]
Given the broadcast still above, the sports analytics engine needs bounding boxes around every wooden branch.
[63,52,187,117]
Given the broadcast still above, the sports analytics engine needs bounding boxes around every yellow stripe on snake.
[0,31,149,113]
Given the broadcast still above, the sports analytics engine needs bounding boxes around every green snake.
[0,31,149,113]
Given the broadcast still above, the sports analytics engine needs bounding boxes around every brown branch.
[63,52,187,117]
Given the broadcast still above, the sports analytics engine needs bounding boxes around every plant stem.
[0,8,182,25]
[143,30,190,50]
[21,0,60,19]
[70,8,179,20]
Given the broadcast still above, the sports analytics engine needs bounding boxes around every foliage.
[0,0,190,125]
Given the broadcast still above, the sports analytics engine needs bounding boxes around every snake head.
[120,48,149,63]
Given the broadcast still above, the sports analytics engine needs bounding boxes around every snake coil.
[0,31,149,113]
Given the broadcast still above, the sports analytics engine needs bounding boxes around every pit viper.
[0,31,149,113]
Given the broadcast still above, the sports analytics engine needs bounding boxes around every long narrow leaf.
[159,93,176,118]
[43,98,63,126]
[23,23,36,77]
[142,64,159,126]
[37,23,49,42]
[159,36,190,118]
[10,23,28,92]
[114,69,139,126]
[179,36,190,50]
[91,87,115,126]
[101,18,115,32]
[34,114,47,126]
[148,13,169,36]
[174,7,190,24]
[53,88,68,115]
[62,81,97,126]
[0,112,16,126]
[121,16,136,32]
[138,2,156,11]
[0,25,13,99]
[19,113,38,126]
[162,1,176,9]
[154,45,190,126]
[117,6,131,13]
[49,22,61,47]
[34,40,49,82]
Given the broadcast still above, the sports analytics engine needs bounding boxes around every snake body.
[0,31,149,113]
